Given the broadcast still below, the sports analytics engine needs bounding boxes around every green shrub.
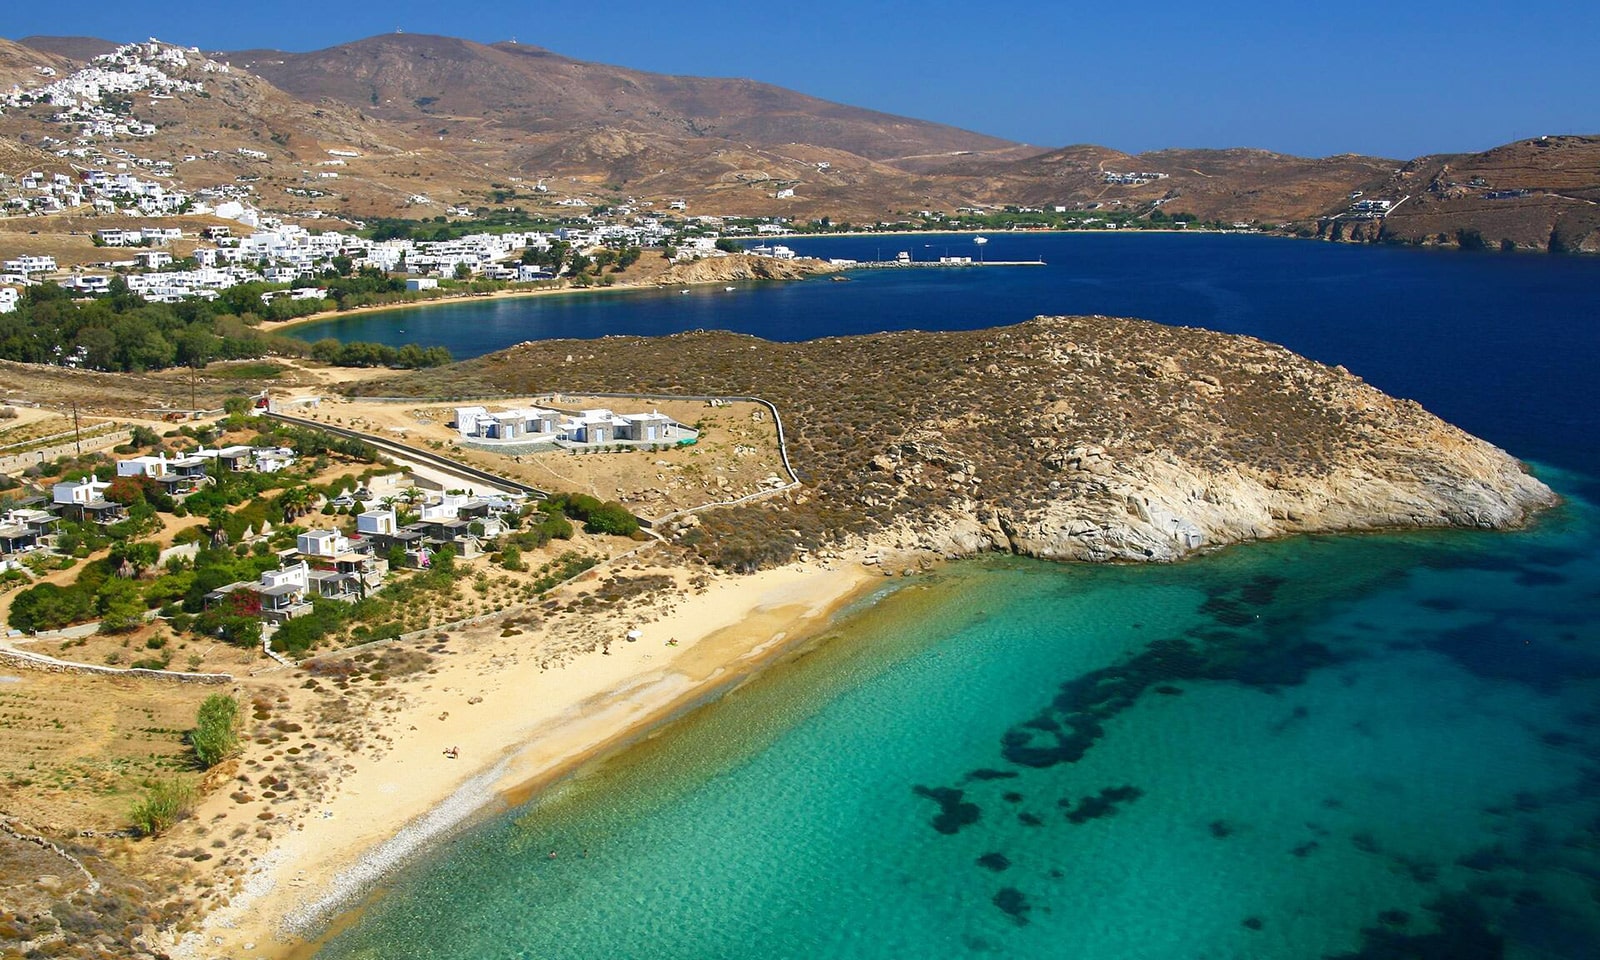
[130,778,196,836]
[190,693,240,768]
[583,502,640,536]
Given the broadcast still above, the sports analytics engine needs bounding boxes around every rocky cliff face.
[654,254,840,285]
[891,425,1554,564]
[859,321,1556,563]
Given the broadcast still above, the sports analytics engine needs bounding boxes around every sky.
[5,1,1597,159]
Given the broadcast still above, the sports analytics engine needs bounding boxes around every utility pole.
[72,402,82,455]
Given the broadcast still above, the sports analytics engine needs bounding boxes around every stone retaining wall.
[0,647,232,684]
[0,428,131,474]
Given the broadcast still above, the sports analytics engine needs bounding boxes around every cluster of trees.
[0,268,469,374]
[519,241,643,278]
[8,533,174,634]
[307,338,452,369]
[0,281,312,372]
[543,492,640,537]
[499,506,575,556]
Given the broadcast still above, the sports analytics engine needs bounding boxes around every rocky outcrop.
[862,340,1556,564]
[654,254,840,286]
[890,435,1553,565]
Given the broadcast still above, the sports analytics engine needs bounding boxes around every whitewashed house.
[297,529,351,558]
[51,478,125,524]
[356,509,397,537]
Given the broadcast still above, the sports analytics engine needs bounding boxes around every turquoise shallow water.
[314,469,1600,960]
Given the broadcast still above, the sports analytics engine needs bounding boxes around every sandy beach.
[267,279,640,334]
[171,555,887,959]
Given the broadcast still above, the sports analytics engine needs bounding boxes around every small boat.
[725,286,736,292]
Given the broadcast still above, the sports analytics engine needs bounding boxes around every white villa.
[298,529,351,557]
[194,444,297,473]
[206,548,387,625]
[51,478,125,523]
[453,405,562,441]
[115,452,209,495]
[453,405,690,447]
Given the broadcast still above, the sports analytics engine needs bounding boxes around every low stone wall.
[0,428,131,475]
[0,646,232,684]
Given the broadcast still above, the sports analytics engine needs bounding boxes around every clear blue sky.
[7,1,1596,159]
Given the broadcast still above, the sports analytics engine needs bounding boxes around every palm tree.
[205,511,230,548]
[277,487,311,523]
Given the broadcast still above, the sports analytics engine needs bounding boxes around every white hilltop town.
[0,39,832,317]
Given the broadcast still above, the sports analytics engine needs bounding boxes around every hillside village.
[0,364,798,954]
[0,389,721,662]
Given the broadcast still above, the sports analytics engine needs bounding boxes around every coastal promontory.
[351,314,1557,567]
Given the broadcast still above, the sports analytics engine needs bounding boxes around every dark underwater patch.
[1325,895,1504,960]
[1061,785,1143,825]
[1458,845,1516,873]
[999,623,1342,769]
[912,785,981,835]
[1420,552,1525,574]
[992,887,1031,925]
[966,768,1020,782]
[1209,819,1235,838]
[976,852,1011,872]
[1515,568,1567,587]
[1430,619,1600,694]
[1240,574,1288,606]
[1201,594,1259,627]
[1395,854,1440,884]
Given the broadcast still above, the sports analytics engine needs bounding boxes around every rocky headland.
[653,253,842,285]
[350,314,1557,568]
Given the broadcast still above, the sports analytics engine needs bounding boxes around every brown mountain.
[227,34,1029,163]
[0,35,74,89]
[15,35,119,61]
[964,146,1400,223]
[2,31,1597,252]
[0,38,518,219]
[1329,135,1600,252]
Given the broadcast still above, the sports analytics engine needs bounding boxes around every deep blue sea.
[309,236,1600,959]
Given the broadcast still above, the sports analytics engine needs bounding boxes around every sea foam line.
[280,756,511,939]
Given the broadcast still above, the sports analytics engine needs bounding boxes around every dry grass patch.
[0,670,213,829]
